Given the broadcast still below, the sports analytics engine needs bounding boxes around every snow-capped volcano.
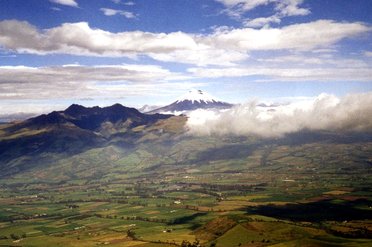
[148,89,232,114]
[176,89,216,104]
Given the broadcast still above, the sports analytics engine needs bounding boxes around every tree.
[127,229,137,240]
[10,233,20,240]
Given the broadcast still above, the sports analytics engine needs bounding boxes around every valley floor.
[0,136,371,246]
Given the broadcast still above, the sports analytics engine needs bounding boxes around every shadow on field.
[196,143,260,161]
[247,199,372,222]
[169,212,207,225]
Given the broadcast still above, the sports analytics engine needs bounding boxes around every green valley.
[0,105,371,246]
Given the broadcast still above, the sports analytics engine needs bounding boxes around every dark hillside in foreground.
[0,104,176,177]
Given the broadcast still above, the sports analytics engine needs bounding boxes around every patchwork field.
[0,134,371,246]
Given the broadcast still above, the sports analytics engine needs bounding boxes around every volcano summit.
[149,89,232,114]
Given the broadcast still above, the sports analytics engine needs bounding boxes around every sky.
[0,0,372,120]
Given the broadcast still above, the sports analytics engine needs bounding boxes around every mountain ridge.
[11,103,172,132]
[0,103,180,177]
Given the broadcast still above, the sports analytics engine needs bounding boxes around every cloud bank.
[187,92,372,138]
[0,64,196,101]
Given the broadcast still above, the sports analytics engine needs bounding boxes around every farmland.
[0,133,371,246]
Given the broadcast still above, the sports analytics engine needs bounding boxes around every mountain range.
[0,103,184,177]
[1,90,371,180]
[0,89,233,177]
[1,103,371,180]
[1,93,372,247]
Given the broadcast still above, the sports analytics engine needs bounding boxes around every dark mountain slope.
[11,103,171,132]
[0,125,105,177]
[0,104,174,177]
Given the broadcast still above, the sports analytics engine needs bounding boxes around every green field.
[0,132,371,246]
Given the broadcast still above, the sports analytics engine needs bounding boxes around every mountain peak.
[65,104,88,116]
[148,89,233,114]
[176,89,216,104]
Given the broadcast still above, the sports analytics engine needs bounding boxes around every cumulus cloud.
[0,20,198,57]
[149,49,248,67]
[100,8,136,18]
[206,20,369,51]
[0,19,369,66]
[187,93,372,138]
[49,0,78,7]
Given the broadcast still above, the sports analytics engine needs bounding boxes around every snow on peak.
[176,89,216,104]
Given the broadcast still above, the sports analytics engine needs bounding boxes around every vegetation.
[0,110,371,246]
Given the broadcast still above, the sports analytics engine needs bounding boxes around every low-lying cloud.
[187,92,372,138]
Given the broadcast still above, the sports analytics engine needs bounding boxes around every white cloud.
[0,64,196,102]
[275,0,310,17]
[100,8,120,16]
[256,54,369,68]
[216,0,310,27]
[365,51,372,57]
[244,15,281,27]
[216,0,271,13]
[206,20,369,51]
[100,8,136,18]
[189,65,372,82]
[110,0,135,5]
[124,1,135,6]
[120,11,136,19]
[0,20,197,56]
[149,49,248,67]
[187,50,372,82]
[49,0,78,7]
[51,7,62,11]
[0,19,369,67]
[312,48,337,54]
[0,64,181,86]
[0,64,205,115]
[187,92,372,137]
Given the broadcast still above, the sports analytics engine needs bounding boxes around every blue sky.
[0,0,372,117]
